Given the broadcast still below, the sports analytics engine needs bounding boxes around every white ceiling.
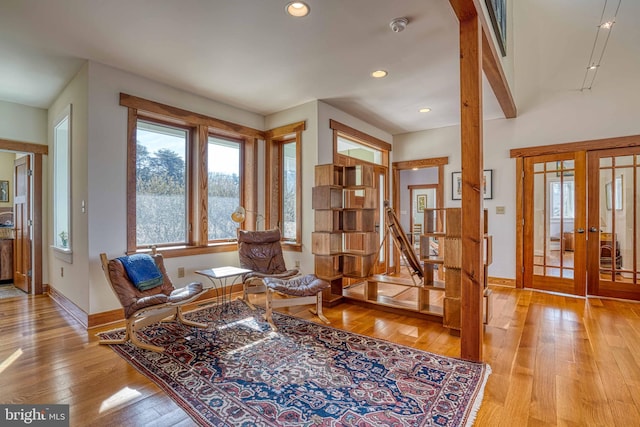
[0,0,637,135]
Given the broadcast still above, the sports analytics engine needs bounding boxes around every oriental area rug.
[99,301,491,427]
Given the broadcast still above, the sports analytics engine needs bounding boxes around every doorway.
[523,153,586,296]
[587,148,640,300]
[516,135,640,301]
[0,139,46,295]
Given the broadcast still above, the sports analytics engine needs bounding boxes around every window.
[135,120,189,247]
[208,136,241,241]
[330,119,390,167]
[336,135,383,165]
[123,93,261,256]
[281,139,297,242]
[550,180,575,219]
[53,104,72,260]
[266,121,305,250]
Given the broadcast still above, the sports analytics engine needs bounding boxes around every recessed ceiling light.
[419,108,431,113]
[371,70,388,78]
[285,2,310,17]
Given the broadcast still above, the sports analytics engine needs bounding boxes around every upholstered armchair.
[99,251,207,352]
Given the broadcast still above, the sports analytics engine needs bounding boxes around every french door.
[587,148,640,300]
[523,148,640,300]
[524,153,587,295]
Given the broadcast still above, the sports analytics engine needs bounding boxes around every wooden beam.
[458,12,484,362]
[450,0,517,119]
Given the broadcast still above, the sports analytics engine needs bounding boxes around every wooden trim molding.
[392,157,449,170]
[488,277,516,287]
[510,134,640,158]
[48,286,89,329]
[330,119,392,152]
[120,93,266,140]
[0,138,49,155]
[449,0,517,120]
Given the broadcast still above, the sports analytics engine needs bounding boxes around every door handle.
[576,228,585,233]
[589,227,598,232]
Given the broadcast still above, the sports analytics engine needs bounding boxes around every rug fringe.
[464,363,492,427]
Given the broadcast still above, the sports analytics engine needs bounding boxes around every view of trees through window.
[135,121,242,247]
[282,141,296,241]
[136,121,188,246]
[208,136,240,241]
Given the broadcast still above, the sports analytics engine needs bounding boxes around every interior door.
[524,153,587,295]
[587,148,640,300]
[13,155,31,293]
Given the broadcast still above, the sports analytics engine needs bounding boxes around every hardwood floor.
[1,284,639,426]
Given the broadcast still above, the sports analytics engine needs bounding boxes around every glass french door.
[524,153,587,295]
[587,148,640,300]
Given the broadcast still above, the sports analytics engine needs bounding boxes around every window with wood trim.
[266,121,305,251]
[122,93,260,255]
[330,119,390,168]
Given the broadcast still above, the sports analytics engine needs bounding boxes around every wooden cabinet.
[313,164,377,304]
[0,239,13,281]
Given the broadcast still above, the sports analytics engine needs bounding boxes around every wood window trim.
[124,95,258,256]
[265,121,305,252]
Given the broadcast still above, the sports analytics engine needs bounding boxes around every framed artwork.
[0,181,8,202]
[485,0,506,57]
[483,169,493,200]
[605,175,623,210]
[416,194,427,212]
[452,172,462,200]
[451,170,493,200]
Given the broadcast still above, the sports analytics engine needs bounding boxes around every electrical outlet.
[294,260,300,268]
[177,267,185,278]
[60,267,64,277]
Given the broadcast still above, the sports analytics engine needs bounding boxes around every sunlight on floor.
[0,348,23,374]
[99,387,142,413]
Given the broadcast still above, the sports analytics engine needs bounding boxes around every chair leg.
[176,307,208,329]
[264,289,277,331]
[238,282,257,310]
[308,292,330,324]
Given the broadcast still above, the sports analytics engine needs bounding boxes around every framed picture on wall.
[451,170,493,200]
[452,172,462,200]
[416,194,427,212]
[0,181,8,202]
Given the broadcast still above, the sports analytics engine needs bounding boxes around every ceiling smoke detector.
[389,17,408,33]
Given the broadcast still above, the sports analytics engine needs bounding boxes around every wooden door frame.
[587,147,640,299]
[512,134,640,289]
[392,157,447,274]
[0,137,47,295]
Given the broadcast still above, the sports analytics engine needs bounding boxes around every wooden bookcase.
[313,164,377,304]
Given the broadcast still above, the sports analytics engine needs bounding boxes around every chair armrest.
[244,269,299,280]
[168,282,204,303]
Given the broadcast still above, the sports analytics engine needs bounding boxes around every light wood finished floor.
[1,285,639,426]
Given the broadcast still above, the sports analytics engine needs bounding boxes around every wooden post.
[459,13,484,362]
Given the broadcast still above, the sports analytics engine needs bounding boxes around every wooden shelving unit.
[312,164,377,305]
[421,208,491,332]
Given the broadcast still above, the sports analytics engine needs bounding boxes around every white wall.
[48,63,89,311]
[0,100,47,144]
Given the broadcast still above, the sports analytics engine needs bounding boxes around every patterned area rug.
[100,301,490,426]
